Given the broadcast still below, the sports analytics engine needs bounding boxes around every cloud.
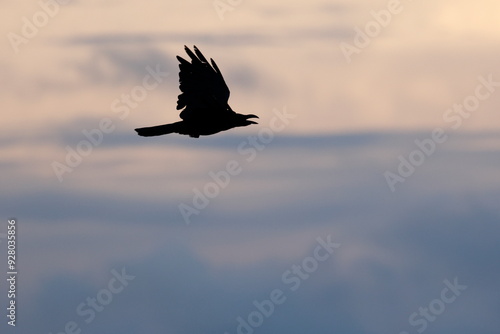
[75,46,175,86]
[2,1,500,333]
[2,131,500,333]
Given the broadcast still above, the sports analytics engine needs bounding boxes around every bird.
[135,45,259,138]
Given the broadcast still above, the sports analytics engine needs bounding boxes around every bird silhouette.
[135,45,259,138]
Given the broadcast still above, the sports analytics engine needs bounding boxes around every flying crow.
[135,45,259,138]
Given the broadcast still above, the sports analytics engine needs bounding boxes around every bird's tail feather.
[135,122,181,137]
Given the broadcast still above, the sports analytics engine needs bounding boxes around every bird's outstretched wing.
[176,45,233,121]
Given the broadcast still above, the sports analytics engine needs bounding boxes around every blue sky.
[1,1,500,333]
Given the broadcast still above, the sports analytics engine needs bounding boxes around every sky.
[1,0,500,333]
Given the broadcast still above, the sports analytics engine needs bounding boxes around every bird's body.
[135,45,258,138]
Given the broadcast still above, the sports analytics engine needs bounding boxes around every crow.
[135,45,259,138]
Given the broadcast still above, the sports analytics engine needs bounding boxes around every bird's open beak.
[246,114,259,124]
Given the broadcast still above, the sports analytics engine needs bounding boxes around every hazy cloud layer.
[1,0,499,333]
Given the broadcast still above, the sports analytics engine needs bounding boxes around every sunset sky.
[1,1,499,333]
